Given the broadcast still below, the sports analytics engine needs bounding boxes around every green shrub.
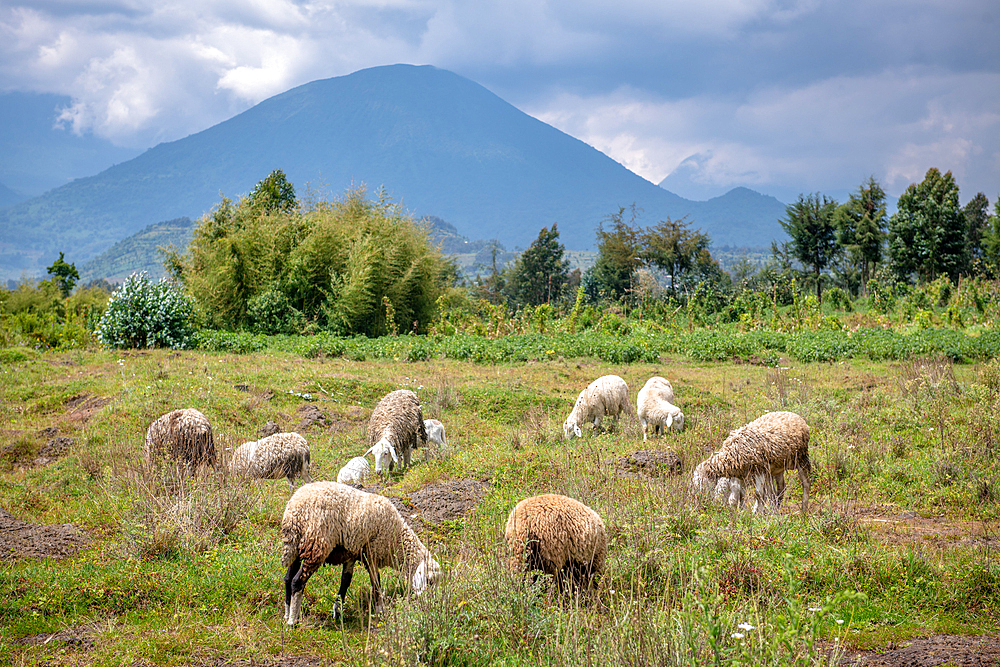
[96,272,196,349]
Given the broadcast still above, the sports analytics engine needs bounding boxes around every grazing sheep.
[368,390,427,473]
[337,456,371,485]
[423,419,447,448]
[563,375,635,440]
[144,408,216,469]
[505,494,607,593]
[230,432,311,490]
[692,411,811,514]
[636,376,685,440]
[281,481,441,625]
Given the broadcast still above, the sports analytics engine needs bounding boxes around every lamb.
[144,408,216,469]
[337,456,371,485]
[229,432,311,490]
[713,477,745,508]
[563,375,635,440]
[423,419,447,448]
[504,493,607,593]
[636,376,685,440]
[281,481,441,625]
[692,411,811,514]
[368,389,427,473]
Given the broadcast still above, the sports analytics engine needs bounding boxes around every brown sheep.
[144,408,216,469]
[505,493,607,593]
[692,411,811,514]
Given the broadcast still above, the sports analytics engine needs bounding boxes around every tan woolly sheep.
[637,376,684,440]
[368,389,427,473]
[504,494,607,593]
[144,408,216,469]
[281,481,441,624]
[692,411,811,514]
[563,375,635,440]
[229,432,311,490]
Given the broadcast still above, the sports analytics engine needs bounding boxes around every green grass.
[0,344,998,665]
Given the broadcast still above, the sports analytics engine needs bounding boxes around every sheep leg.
[798,466,810,514]
[283,557,300,623]
[335,560,356,620]
[640,418,648,441]
[774,473,787,510]
[286,559,314,626]
[361,550,384,614]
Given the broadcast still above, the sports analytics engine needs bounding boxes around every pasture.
[1,346,999,666]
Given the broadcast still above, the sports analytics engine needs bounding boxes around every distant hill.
[0,64,787,280]
[0,182,25,209]
[78,218,195,283]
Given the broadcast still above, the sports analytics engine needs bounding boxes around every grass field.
[1,345,999,665]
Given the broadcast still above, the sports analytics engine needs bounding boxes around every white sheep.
[368,390,427,473]
[336,456,371,485]
[281,481,441,625]
[229,432,311,490]
[505,493,607,594]
[713,477,745,508]
[423,419,447,448]
[692,411,811,514]
[636,376,685,440]
[563,375,635,440]
[144,408,216,469]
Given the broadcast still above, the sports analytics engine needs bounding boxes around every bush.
[96,272,196,349]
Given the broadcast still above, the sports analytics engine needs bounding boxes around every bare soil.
[614,448,683,483]
[842,634,1000,666]
[363,478,489,530]
[843,504,1000,550]
[0,507,90,560]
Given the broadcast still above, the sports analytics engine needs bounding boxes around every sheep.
[504,493,607,594]
[713,477,745,508]
[337,456,371,485]
[563,375,635,440]
[636,376,685,440]
[230,432,311,490]
[144,408,216,469]
[692,411,811,514]
[423,419,447,448]
[281,481,441,625]
[368,389,427,473]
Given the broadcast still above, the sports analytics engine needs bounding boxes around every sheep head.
[563,417,582,441]
[412,556,442,593]
[691,461,715,495]
[667,410,685,432]
[366,438,398,474]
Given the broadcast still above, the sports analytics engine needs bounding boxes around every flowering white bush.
[96,272,196,349]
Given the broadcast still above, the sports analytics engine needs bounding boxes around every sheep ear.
[574,424,582,438]
[389,445,398,463]
[666,414,673,429]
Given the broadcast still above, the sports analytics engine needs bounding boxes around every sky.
[1,0,998,204]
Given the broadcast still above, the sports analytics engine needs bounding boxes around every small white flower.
[836,619,844,625]
[809,606,822,612]
[731,632,744,639]
[738,622,755,631]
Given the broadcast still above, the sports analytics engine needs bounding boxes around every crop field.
[2,343,999,666]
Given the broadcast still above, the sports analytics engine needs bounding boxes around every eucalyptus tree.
[779,193,839,299]
[887,168,966,283]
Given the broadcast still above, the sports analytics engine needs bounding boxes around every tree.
[249,169,297,214]
[779,193,839,299]
[641,217,712,295]
[982,198,1000,276]
[591,206,643,301]
[887,168,966,283]
[963,192,990,272]
[503,224,570,307]
[46,252,79,298]
[834,176,886,295]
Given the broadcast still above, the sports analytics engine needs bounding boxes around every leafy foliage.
[46,252,79,298]
[887,168,966,283]
[780,193,839,299]
[96,271,196,349]
[503,224,570,307]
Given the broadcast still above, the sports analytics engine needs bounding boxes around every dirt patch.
[259,420,281,438]
[63,394,113,424]
[0,507,91,560]
[295,405,330,431]
[841,504,1000,550]
[13,622,98,649]
[34,435,77,466]
[614,449,683,483]
[363,479,489,530]
[842,634,1000,666]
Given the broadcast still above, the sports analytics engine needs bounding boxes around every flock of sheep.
[142,372,811,624]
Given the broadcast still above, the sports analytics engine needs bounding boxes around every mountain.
[0,64,787,280]
[0,182,25,209]
[682,187,788,248]
[0,91,140,196]
[77,217,195,284]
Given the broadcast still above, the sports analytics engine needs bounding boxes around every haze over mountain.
[0,64,787,281]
